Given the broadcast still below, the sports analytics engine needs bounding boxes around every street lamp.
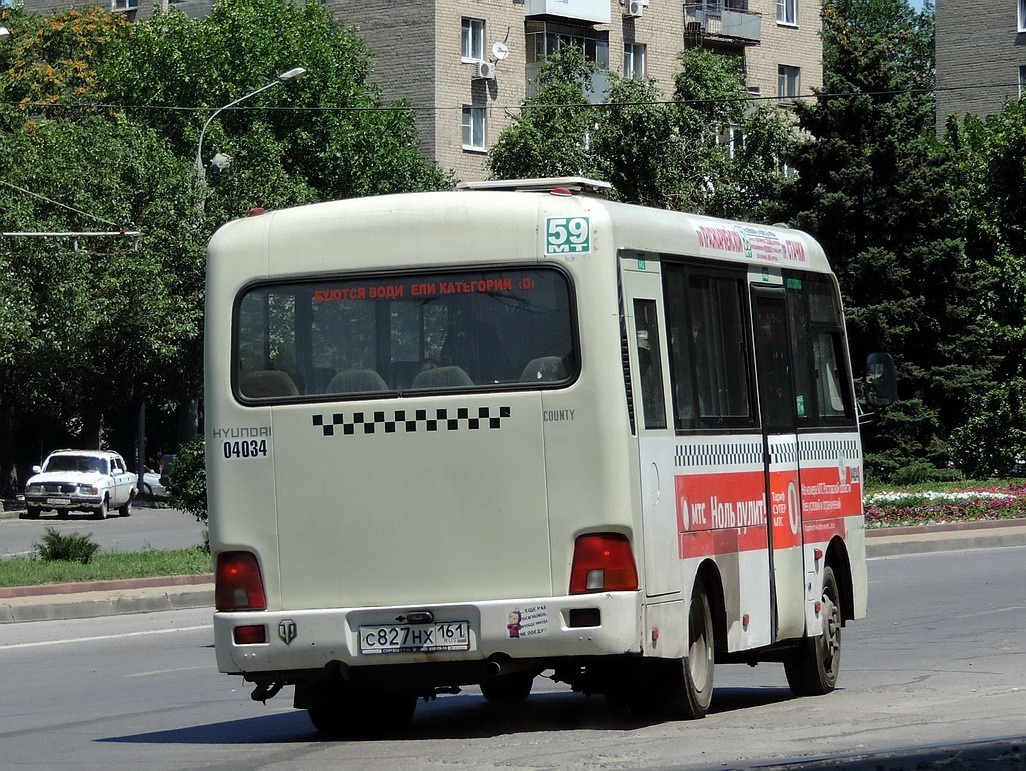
[194,66,307,210]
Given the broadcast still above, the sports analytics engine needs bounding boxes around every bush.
[34,528,100,564]
[949,379,1026,478]
[167,435,207,523]
[891,462,964,486]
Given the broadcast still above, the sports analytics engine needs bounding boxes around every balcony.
[684,2,762,45]
[525,0,611,25]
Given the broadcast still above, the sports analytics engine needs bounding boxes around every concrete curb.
[865,518,1026,558]
[0,582,213,623]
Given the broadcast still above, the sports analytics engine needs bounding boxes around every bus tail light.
[570,534,638,594]
[216,552,267,611]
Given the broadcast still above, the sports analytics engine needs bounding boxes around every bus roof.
[208,181,831,279]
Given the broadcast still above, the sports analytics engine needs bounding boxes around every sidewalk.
[2,520,1026,624]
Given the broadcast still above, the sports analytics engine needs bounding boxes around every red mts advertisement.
[675,472,768,559]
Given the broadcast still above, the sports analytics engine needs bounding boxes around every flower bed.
[864,483,1026,528]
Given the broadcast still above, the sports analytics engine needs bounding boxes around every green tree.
[0,7,202,489]
[0,0,450,492]
[488,46,606,181]
[945,101,1026,471]
[778,0,988,477]
[490,46,794,216]
[96,0,451,226]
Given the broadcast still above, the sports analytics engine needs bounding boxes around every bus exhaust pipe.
[484,654,538,677]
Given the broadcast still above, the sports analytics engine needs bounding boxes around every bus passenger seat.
[411,366,474,389]
[326,369,389,394]
[520,356,567,382]
[239,370,300,398]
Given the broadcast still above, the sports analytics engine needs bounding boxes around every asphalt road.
[0,546,1022,769]
[0,503,206,559]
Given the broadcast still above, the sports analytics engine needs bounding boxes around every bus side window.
[662,267,697,430]
[634,299,667,430]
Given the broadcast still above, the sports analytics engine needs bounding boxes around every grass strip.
[0,547,212,588]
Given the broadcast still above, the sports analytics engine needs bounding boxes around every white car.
[23,449,138,519]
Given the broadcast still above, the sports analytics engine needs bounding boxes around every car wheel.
[94,497,109,520]
[56,509,69,519]
[24,505,41,519]
[118,494,133,517]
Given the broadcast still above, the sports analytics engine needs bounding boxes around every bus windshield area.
[234,268,576,400]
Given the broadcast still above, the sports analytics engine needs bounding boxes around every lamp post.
[194,66,306,211]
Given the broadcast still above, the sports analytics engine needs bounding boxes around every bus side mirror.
[865,352,896,408]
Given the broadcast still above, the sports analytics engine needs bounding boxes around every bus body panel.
[205,185,866,699]
[214,592,644,675]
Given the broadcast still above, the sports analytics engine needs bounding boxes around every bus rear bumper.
[214,592,643,677]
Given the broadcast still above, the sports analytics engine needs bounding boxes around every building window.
[624,43,647,78]
[777,0,797,25]
[462,105,487,151]
[778,65,800,99]
[714,123,745,158]
[1019,0,1026,31]
[1020,66,1026,98]
[462,18,486,62]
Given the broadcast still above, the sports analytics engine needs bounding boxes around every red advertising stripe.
[798,465,862,521]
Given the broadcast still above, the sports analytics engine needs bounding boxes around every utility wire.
[0,80,1020,115]
[0,178,123,228]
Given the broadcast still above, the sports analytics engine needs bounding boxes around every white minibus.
[205,177,894,735]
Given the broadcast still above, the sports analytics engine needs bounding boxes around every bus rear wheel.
[306,685,417,738]
[784,565,841,696]
[479,671,535,703]
[665,585,715,719]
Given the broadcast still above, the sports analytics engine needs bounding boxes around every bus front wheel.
[784,565,841,696]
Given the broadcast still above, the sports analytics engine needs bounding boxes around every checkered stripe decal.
[313,406,511,437]
[768,441,798,466]
[800,437,860,462]
[675,441,763,468]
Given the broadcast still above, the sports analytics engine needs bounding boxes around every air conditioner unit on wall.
[624,0,644,17]
[474,61,497,80]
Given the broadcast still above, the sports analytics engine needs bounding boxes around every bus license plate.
[359,621,472,655]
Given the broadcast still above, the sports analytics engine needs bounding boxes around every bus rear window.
[234,268,576,400]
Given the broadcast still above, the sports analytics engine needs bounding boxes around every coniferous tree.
[778,0,992,477]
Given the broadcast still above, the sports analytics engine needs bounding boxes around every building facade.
[23,0,823,182]
[327,0,822,180]
[936,0,1026,132]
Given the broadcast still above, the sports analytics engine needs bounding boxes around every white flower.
[864,490,1013,505]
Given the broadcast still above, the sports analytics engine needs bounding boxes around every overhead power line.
[0,178,127,229]
[0,80,1021,116]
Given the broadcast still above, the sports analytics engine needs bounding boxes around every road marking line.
[127,665,210,677]
[0,624,212,651]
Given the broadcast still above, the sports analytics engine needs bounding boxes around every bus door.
[751,283,807,642]
[621,254,680,597]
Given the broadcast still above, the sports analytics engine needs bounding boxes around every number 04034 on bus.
[205,177,896,737]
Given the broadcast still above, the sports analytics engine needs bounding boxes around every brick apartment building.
[936,0,1026,133]
[23,0,822,182]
